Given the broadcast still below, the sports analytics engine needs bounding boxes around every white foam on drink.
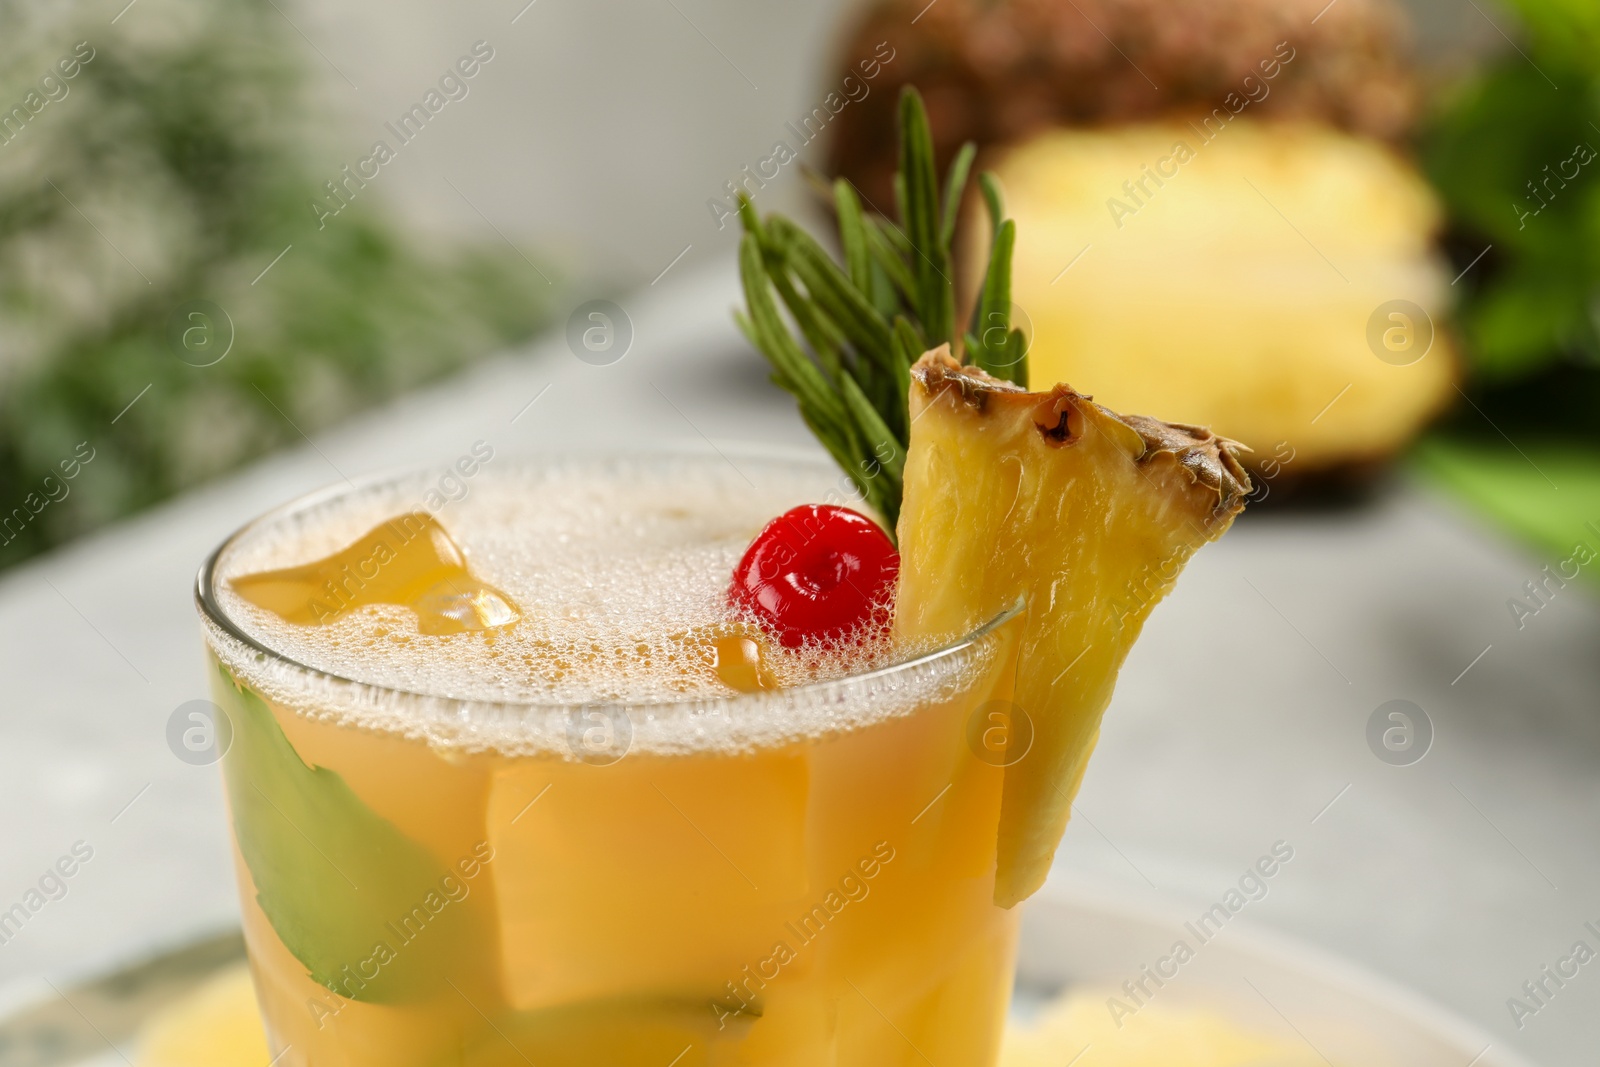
[203,456,1002,756]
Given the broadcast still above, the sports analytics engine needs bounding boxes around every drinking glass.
[195,456,1025,1066]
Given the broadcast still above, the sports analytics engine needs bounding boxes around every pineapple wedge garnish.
[896,348,1251,907]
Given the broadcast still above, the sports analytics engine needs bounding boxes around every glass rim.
[193,450,1022,726]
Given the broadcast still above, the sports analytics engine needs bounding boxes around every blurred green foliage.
[1423,0,1600,385]
[1414,436,1600,587]
[0,0,551,568]
[1419,0,1600,570]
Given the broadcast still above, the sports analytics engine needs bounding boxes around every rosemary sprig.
[735,86,1027,533]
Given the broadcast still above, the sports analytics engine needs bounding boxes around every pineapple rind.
[896,349,1248,907]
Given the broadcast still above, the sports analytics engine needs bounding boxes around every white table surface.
[1,258,1596,1066]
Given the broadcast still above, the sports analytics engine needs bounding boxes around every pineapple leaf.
[734,86,1022,530]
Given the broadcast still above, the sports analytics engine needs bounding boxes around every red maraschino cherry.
[729,504,899,648]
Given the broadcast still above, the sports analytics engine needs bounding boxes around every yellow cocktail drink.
[197,456,1025,1067]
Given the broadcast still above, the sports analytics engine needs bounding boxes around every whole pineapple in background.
[828,0,1418,209]
[739,89,1248,905]
[826,0,1457,484]
[0,0,551,568]
[990,121,1457,481]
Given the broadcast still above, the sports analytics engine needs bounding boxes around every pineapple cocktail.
[192,85,1251,1067]
[197,456,1029,1066]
